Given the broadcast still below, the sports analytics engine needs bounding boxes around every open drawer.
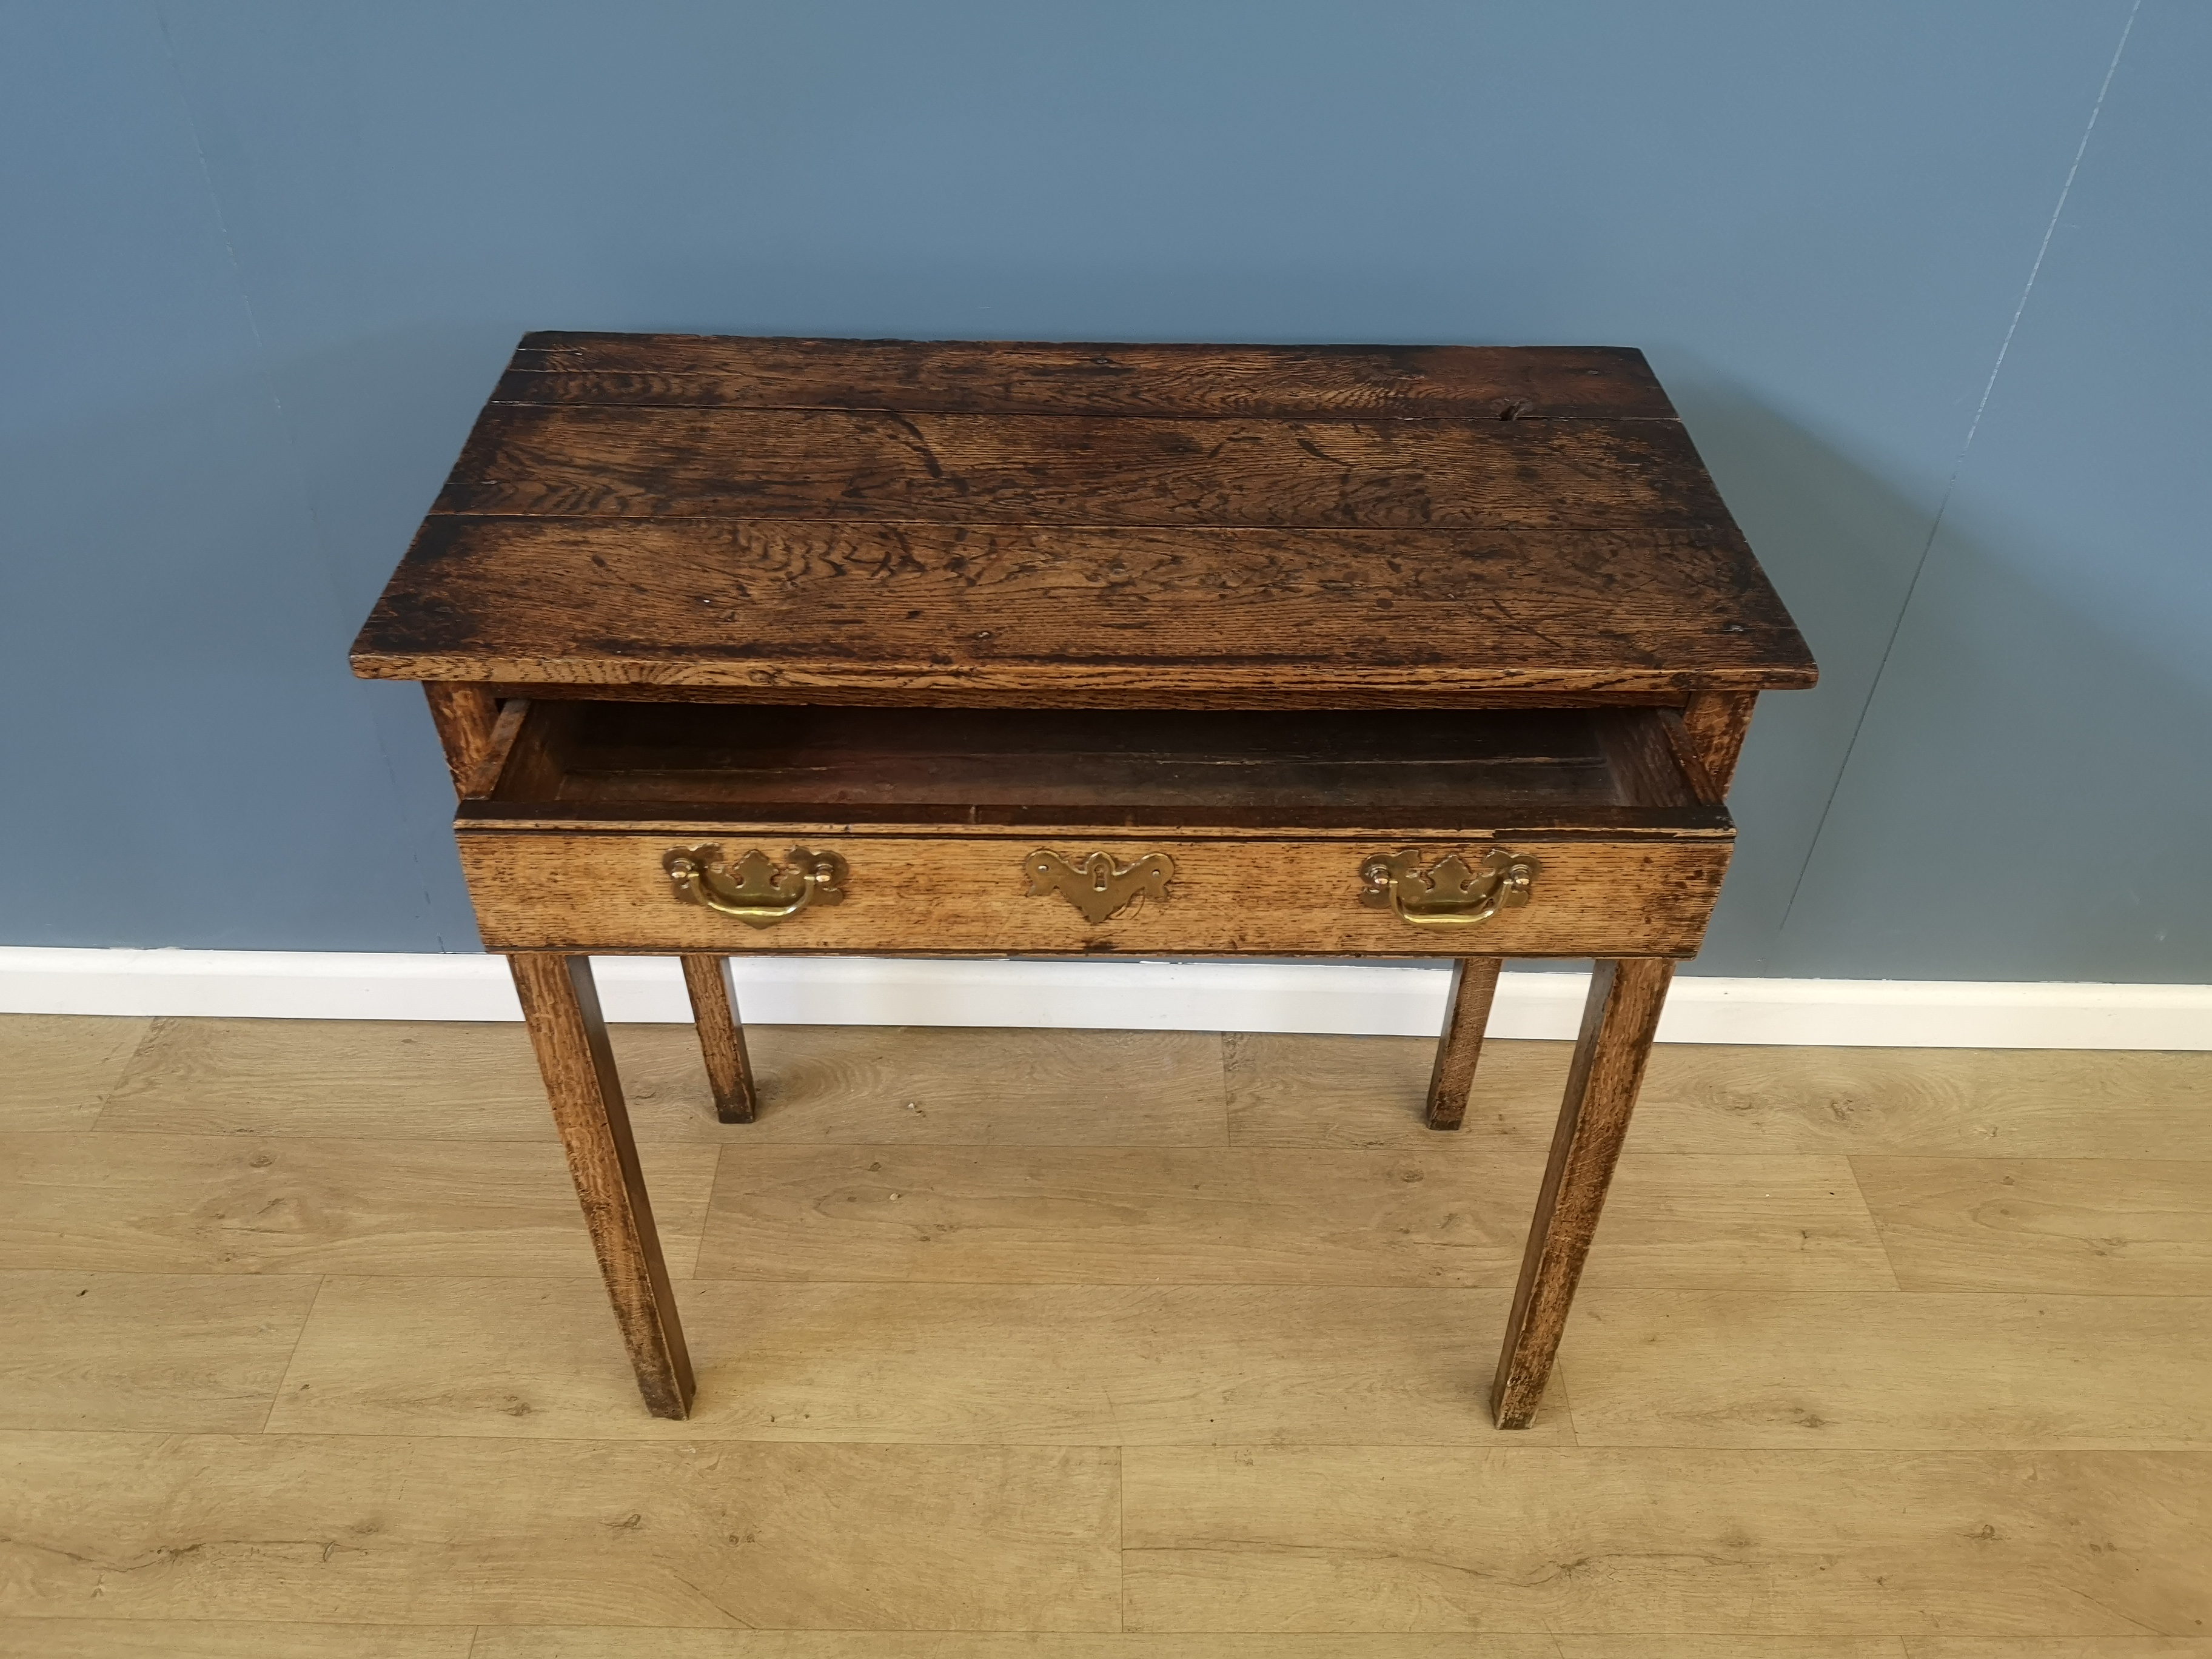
[454,701,1734,957]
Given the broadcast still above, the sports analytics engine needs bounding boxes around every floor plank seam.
[676,1278,2014,1292]
[1114,1442,1128,1633]
[14,1018,2212,1640]
[436,1634,2145,1643]
[258,1273,327,1434]
[90,1018,163,1120]
[1214,1029,1235,1147]
[1845,1152,1910,1292]
[79,1015,172,1133]
[39,1427,2205,1452]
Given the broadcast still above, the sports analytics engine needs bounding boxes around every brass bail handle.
[1359,848,1538,928]
[664,845,848,930]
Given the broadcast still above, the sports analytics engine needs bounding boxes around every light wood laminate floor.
[3,1013,2210,1657]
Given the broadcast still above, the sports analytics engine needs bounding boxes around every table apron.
[457,830,1731,957]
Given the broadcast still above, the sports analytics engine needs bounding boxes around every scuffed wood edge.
[1676,689,1760,797]
[422,683,501,795]
[457,699,530,799]
[680,954,758,1125]
[360,655,1820,701]
[1424,957,1504,1131]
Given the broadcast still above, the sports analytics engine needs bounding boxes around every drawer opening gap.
[467,703,1724,835]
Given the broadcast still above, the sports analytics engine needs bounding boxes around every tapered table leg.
[1490,957,1674,1428]
[680,954,759,1124]
[509,953,695,1419]
[1425,957,1503,1130]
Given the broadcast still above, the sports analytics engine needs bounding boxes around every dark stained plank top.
[355,518,1811,704]
[499,333,1681,420]
[353,335,1814,703]
[432,407,1728,529]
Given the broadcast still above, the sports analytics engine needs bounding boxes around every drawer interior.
[464,701,1726,832]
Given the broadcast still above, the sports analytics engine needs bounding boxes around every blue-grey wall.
[3,1,2204,979]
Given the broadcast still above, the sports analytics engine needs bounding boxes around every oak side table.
[350,333,1815,1426]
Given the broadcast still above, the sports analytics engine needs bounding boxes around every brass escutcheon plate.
[1024,849,1175,924]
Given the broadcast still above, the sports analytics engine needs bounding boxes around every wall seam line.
[1772,0,2143,945]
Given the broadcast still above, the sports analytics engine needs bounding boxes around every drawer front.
[458,831,1731,957]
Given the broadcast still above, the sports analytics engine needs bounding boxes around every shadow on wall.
[12,318,2198,977]
[1528,368,2211,984]
[292,326,1968,978]
[1777,508,2212,983]
[1662,370,1951,973]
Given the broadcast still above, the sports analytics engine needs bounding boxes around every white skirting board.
[1,947,2207,1048]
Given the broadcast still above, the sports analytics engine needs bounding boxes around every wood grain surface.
[262,1278,1572,1446]
[1903,1642,2212,1657]
[0,1431,1120,1629]
[432,407,1729,526]
[1224,1032,2212,1158]
[61,1629,2207,1659]
[93,1016,559,1139]
[1120,1444,2211,1634]
[1224,1030,1569,1150]
[691,1145,1893,1291]
[0,1623,477,1658]
[680,955,758,1124]
[357,518,1812,703]
[12,1013,2212,1646]
[350,334,1814,703]
[463,1632,1920,1658]
[499,334,1684,418]
[0,1272,319,1433]
[1677,688,1760,795]
[1629,1045,2212,1158]
[422,682,501,789]
[1424,958,1504,1131]
[1557,1288,2212,1449]
[93,1017,1233,1145]
[458,831,1731,957]
[0,1130,717,1277]
[0,1014,150,1131]
[1853,1157,2212,1293]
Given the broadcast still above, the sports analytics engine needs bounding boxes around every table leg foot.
[510,953,696,1419]
[1490,957,1673,1428]
[680,954,759,1124]
[1425,957,1503,1131]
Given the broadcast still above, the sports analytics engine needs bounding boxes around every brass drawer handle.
[664,845,847,929]
[1025,849,1175,923]
[1360,848,1537,928]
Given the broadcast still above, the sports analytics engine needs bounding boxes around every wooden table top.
[350,333,1814,708]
